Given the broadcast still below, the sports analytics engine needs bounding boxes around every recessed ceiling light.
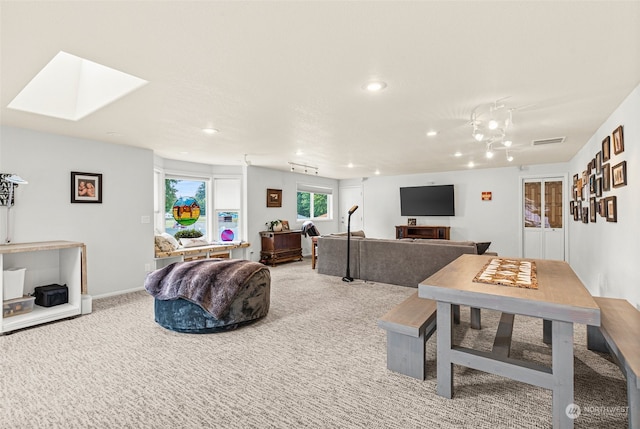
[348,163,354,168]
[426,131,438,137]
[364,81,387,92]
[503,140,512,147]
[468,161,475,168]
[375,169,381,175]
[486,151,494,159]
[507,155,514,162]
[296,150,303,156]
[202,128,219,135]
[8,51,147,121]
[454,151,462,157]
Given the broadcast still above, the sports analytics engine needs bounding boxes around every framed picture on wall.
[606,196,617,222]
[71,172,102,203]
[602,163,611,191]
[612,161,627,188]
[602,136,611,161]
[595,151,602,174]
[589,197,597,223]
[266,188,282,207]
[613,125,624,155]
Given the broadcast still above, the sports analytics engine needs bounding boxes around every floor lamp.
[3,174,29,245]
[342,205,359,283]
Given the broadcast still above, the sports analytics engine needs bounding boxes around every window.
[297,184,333,220]
[213,178,241,242]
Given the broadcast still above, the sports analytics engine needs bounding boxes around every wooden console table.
[260,230,303,266]
[395,225,450,240]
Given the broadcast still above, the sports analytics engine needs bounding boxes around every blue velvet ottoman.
[145,259,270,334]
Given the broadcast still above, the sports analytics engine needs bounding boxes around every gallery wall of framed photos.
[571,125,626,223]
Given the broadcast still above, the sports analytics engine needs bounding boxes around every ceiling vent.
[532,137,565,146]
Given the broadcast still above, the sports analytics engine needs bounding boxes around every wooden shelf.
[1,241,84,334]
[395,225,450,240]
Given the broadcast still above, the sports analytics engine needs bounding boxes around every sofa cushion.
[327,230,366,238]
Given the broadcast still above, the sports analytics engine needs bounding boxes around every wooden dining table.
[418,254,600,429]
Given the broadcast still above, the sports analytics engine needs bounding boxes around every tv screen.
[400,185,455,216]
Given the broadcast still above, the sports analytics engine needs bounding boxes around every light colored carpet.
[0,259,628,428]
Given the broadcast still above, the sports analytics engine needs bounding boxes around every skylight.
[8,51,148,121]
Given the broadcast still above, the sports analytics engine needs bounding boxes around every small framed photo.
[408,218,417,226]
[612,161,627,188]
[599,199,607,217]
[281,220,290,231]
[602,136,611,161]
[71,172,102,203]
[595,151,602,175]
[602,163,611,191]
[266,188,282,207]
[595,177,602,197]
[613,125,624,155]
[589,197,597,223]
[582,207,589,224]
[606,196,617,222]
[589,175,595,193]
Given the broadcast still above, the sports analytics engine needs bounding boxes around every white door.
[339,185,363,233]
[522,178,565,260]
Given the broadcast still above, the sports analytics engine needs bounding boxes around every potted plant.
[174,229,204,239]
[265,220,283,232]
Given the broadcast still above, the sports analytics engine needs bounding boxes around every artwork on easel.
[0,173,16,206]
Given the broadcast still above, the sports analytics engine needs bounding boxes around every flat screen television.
[400,185,455,216]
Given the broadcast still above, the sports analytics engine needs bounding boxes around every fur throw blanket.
[145,259,268,319]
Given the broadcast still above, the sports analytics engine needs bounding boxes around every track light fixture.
[288,162,318,175]
[470,99,513,144]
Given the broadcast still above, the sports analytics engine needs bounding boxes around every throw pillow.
[179,238,209,248]
[155,236,177,253]
[476,242,492,255]
[161,232,180,249]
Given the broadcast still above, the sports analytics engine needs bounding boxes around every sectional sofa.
[316,234,492,287]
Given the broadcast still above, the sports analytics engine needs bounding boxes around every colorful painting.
[172,197,201,226]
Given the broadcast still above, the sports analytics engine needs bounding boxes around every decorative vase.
[273,223,283,232]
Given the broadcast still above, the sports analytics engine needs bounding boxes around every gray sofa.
[317,235,492,287]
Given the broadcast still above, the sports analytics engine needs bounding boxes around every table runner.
[473,258,538,289]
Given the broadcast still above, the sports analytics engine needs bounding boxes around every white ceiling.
[2,1,639,179]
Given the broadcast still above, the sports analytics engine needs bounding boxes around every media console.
[395,225,450,240]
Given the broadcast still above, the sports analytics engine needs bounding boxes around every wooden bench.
[378,292,437,380]
[377,293,480,380]
[587,297,640,429]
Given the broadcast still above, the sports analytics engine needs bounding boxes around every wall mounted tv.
[400,185,455,216]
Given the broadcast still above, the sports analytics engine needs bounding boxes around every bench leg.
[384,319,436,380]
[385,330,426,380]
[586,325,608,353]
[629,372,639,429]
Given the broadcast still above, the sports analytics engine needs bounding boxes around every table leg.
[552,320,574,429]
[436,301,454,398]
[543,319,552,344]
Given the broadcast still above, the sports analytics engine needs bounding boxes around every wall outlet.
[141,215,151,224]
[144,263,151,272]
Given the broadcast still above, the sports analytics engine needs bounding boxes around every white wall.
[358,163,568,258]
[247,166,340,260]
[568,84,640,309]
[0,126,155,298]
